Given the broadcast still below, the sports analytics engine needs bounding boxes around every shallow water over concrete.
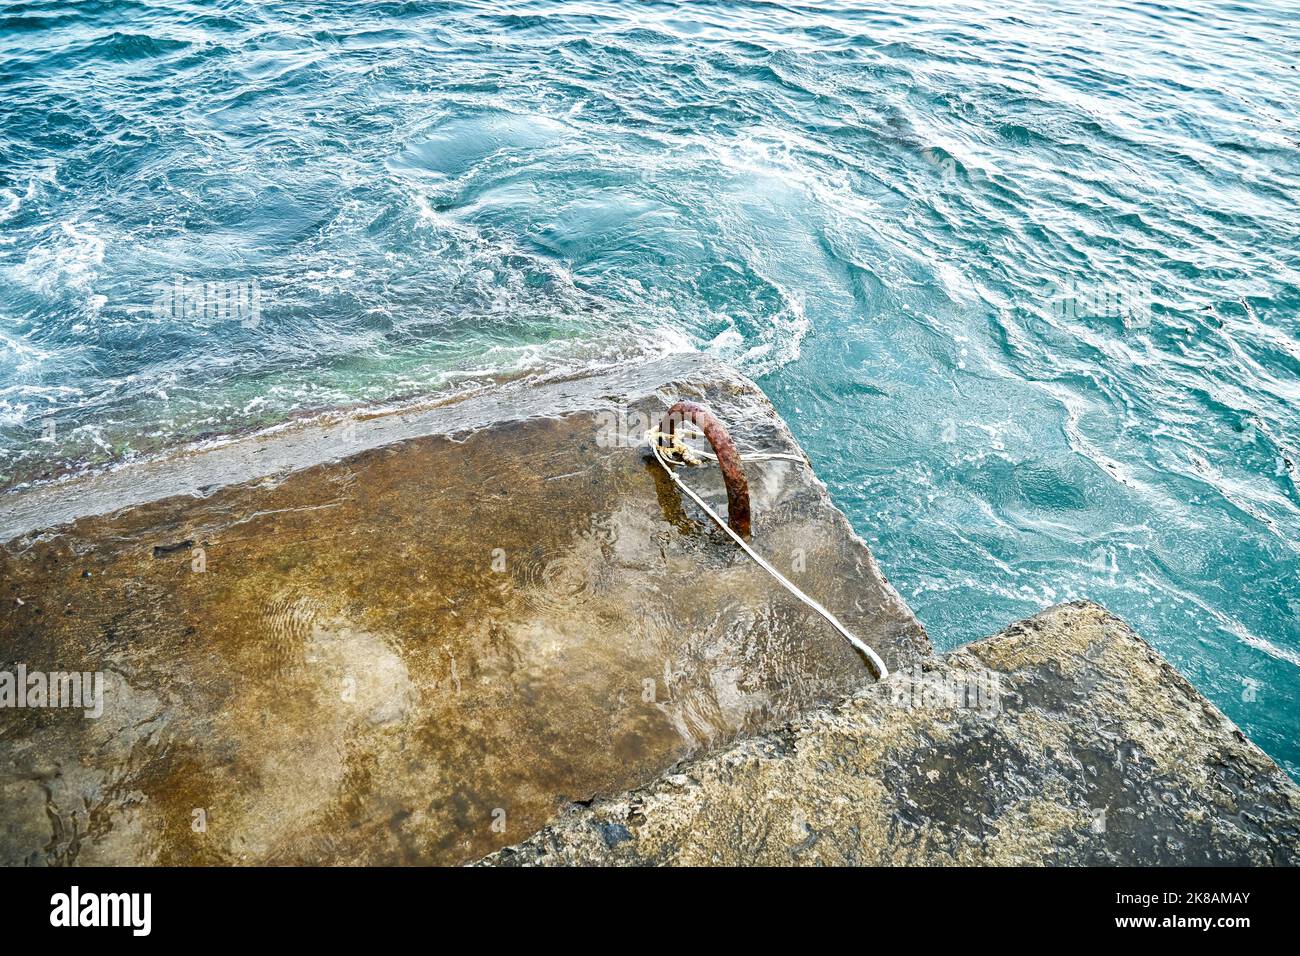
[486,602,1300,866]
[0,355,927,864]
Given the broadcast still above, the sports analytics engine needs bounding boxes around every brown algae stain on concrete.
[0,357,928,865]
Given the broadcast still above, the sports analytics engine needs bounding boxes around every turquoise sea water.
[2,1,1298,776]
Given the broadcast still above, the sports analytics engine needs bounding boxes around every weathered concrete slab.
[483,601,1300,866]
[0,353,927,865]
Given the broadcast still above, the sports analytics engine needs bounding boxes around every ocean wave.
[1,0,1298,776]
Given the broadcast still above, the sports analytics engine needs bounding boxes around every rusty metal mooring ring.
[657,400,752,539]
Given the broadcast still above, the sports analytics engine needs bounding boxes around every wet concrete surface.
[0,354,928,865]
[483,601,1300,866]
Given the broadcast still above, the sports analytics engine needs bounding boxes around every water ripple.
[1,0,1298,776]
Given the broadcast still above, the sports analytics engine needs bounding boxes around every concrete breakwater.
[0,354,927,865]
[485,601,1300,866]
[2,354,1296,866]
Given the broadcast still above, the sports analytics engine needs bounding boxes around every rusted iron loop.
[657,400,752,539]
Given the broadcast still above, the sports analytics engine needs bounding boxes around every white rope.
[646,429,889,680]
